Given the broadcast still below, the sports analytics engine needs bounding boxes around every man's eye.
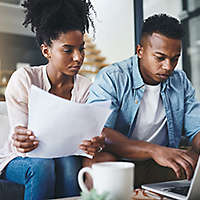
[171,57,179,63]
[156,57,165,61]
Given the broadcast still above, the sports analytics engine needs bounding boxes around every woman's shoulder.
[13,65,46,84]
[6,65,46,94]
[11,65,45,79]
[18,65,45,75]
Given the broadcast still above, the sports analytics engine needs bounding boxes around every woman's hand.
[79,135,105,156]
[12,126,39,153]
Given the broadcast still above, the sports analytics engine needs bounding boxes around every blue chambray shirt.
[87,55,200,148]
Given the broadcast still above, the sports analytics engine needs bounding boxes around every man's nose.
[162,59,172,71]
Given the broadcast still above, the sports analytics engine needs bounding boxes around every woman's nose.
[72,50,82,62]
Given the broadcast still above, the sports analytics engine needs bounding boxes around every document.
[26,85,112,158]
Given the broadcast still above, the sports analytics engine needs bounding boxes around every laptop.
[142,155,200,200]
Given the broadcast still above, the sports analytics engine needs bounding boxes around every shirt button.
[135,100,138,104]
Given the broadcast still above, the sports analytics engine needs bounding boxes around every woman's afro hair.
[22,0,96,46]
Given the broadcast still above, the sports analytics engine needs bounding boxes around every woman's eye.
[80,47,85,52]
[64,49,72,53]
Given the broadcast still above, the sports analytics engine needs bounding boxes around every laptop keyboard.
[165,186,189,196]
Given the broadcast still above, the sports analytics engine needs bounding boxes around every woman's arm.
[5,67,39,153]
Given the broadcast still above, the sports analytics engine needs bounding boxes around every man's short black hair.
[22,0,96,46]
[141,14,184,42]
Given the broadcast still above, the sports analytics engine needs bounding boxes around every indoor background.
[0,0,199,100]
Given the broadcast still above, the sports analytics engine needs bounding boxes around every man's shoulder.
[98,56,136,77]
[172,69,186,76]
[167,70,191,90]
[170,69,187,82]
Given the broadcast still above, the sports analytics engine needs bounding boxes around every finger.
[91,136,100,142]
[29,135,36,141]
[79,144,87,151]
[90,142,105,149]
[17,143,38,153]
[79,143,91,149]
[169,161,182,178]
[91,136,105,143]
[91,144,105,152]
[13,140,39,149]
[85,146,98,154]
[12,134,28,142]
[84,151,95,156]
[14,126,33,136]
[182,151,197,171]
[82,140,92,146]
[12,134,36,142]
[81,142,100,150]
[80,144,97,154]
[176,158,193,180]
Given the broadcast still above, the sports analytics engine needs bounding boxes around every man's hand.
[151,146,198,180]
[101,128,199,180]
[12,126,39,153]
[79,135,105,156]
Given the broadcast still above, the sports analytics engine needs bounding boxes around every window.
[0,32,47,100]
[181,0,200,100]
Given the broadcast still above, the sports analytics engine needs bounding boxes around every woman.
[1,0,103,199]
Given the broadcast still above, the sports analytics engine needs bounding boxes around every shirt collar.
[132,55,172,91]
[161,73,173,92]
[131,55,144,89]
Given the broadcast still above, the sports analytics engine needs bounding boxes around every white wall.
[143,0,183,69]
[143,0,182,19]
[91,0,135,64]
[0,1,135,65]
[0,3,33,36]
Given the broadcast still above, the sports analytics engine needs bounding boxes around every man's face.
[137,33,182,85]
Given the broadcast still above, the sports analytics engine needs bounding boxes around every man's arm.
[84,68,199,179]
[102,127,198,180]
[192,132,200,153]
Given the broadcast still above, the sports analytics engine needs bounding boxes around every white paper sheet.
[26,85,112,158]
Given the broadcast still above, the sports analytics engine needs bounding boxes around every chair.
[0,101,24,200]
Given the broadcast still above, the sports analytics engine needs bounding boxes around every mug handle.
[78,167,93,192]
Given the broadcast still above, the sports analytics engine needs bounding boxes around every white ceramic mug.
[78,161,134,200]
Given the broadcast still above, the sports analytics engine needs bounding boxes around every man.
[81,14,200,187]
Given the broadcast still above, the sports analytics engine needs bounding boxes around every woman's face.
[42,30,85,77]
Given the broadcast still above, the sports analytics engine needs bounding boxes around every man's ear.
[136,44,144,59]
[41,44,51,60]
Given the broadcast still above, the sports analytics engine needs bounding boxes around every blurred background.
[0,0,199,100]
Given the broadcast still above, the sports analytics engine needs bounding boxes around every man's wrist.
[192,132,200,153]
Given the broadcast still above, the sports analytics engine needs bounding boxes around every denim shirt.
[87,55,200,148]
